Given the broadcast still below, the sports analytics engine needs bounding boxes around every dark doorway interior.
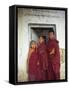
[31,27,56,43]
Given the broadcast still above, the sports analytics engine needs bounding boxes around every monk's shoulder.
[47,39,59,45]
[53,40,59,47]
[55,40,59,44]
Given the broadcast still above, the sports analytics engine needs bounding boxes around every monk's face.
[39,37,44,43]
[48,32,54,40]
[31,42,37,49]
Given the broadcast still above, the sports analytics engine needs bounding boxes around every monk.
[47,29,60,80]
[27,40,42,81]
[37,36,48,80]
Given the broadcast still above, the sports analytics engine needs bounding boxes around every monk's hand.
[37,61,40,66]
[50,48,55,55]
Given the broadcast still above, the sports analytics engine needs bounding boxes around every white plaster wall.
[18,8,65,81]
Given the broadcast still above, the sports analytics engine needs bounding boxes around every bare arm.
[49,48,55,55]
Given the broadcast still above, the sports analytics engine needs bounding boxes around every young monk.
[27,40,42,81]
[47,29,60,80]
[37,36,48,80]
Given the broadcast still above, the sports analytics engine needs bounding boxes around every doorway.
[28,24,56,43]
[31,27,55,43]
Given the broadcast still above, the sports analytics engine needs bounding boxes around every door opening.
[28,24,56,43]
[31,27,56,43]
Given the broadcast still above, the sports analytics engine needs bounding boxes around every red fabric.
[37,42,48,80]
[28,49,42,81]
[47,39,60,80]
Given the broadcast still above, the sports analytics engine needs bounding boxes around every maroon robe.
[47,39,60,80]
[38,42,48,80]
[28,49,42,81]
